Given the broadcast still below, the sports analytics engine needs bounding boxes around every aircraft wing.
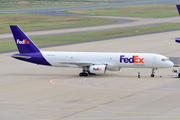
[57,61,107,67]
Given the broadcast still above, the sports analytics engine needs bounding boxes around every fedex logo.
[93,68,101,71]
[17,39,30,44]
[120,55,144,63]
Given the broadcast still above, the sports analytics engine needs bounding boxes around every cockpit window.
[161,58,169,61]
[174,70,177,73]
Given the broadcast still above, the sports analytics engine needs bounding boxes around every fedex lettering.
[120,55,144,63]
[93,68,101,71]
[17,39,30,44]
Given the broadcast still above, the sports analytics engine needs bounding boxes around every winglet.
[176,4,180,15]
[10,25,40,53]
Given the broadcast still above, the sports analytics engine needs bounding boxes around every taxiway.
[1,30,180,120]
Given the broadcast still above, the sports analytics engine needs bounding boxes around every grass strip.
[0,13,117,33]
[66,4,179,18]
[1,23,180,52]
[0,2,106,11]
[0,0,140,11]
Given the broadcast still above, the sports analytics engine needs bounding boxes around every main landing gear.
[79,66,96,77]
[79,72,96,77]
[150,68,157,77]
[79,72,88,77]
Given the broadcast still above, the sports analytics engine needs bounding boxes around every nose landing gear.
[150,68,157,77]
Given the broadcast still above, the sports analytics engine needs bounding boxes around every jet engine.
[89,65,107,74]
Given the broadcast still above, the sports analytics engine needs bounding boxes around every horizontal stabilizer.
[175,37,180,43]
[11,55,31,59]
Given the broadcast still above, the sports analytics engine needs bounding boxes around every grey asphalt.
[1,30,180,120]
[1,1,180,119]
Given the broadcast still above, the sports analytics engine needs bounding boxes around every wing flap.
[55,61,107,67]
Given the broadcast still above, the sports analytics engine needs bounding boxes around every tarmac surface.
[1,30,180,120]
[1,0,180,119]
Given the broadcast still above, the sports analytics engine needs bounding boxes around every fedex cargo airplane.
[10,25,173,77]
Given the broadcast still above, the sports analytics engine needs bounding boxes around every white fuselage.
[41,51,173,69]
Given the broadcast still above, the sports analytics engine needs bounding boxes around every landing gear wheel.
[150,74,155,77]
[84,73,88,76]
[150,68,157,78]
[79,72,88,77]
[79,73,84,77]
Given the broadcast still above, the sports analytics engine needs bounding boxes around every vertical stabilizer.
[176,4,180,15]
[10,25,40,53]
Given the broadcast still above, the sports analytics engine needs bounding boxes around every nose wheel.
[150,68,157,77]
[150,74,155,77]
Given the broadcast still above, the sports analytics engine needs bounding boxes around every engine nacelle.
[89,65,107,74]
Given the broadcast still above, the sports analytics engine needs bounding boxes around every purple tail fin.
[177,4,180,15]
[10,25,40,53]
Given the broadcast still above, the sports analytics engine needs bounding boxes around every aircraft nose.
[168,61,174,67]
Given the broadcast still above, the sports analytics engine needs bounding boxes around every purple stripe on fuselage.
[12,52,51,66]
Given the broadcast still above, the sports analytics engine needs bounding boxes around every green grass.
[0,2,106,11]
[0,0,139,11]
[1,23,180,52]
[0,13,117,33]
[66,4,180,18]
